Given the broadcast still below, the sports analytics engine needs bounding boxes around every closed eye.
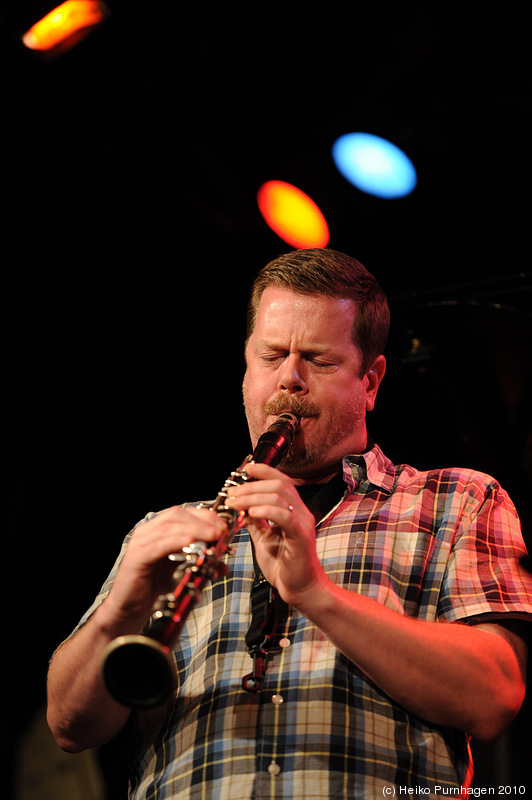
[258,353,338,370]
[259,354,285,364]
[306,358,337,371]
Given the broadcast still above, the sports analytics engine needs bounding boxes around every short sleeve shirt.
[72,444,532,799]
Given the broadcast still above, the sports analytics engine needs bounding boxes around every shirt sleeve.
[437,474,532,624]
[67,504,199,640]
[69,533,133,635]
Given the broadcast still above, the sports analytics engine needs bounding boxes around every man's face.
[242,287,384,483]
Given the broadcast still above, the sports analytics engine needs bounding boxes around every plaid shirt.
[73,444,532,799]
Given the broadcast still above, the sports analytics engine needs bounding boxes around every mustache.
[264,396,320,418]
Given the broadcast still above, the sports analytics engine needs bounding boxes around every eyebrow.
[255,340,333,356]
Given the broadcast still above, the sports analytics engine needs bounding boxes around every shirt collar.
[342,443,396,495]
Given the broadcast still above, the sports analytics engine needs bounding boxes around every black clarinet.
[100,412,299,709]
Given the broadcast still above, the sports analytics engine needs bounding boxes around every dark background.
[2,2,531,796]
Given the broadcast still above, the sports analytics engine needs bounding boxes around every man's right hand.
[47,505,228,752]
[100,505,229,635]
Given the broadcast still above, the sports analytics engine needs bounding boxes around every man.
[47,248,532,798]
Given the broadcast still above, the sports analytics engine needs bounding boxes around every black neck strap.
[241,470,346,692]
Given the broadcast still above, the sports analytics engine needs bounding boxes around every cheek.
[244,365,273,398]
[323,380,366,418]
[242,368,256,399]
[242,369,266,415]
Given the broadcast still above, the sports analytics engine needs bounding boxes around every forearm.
[226,458,527,741]
[47,601,135,752]
[296,577,526,741]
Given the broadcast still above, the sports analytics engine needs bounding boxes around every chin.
[280,439,324,470]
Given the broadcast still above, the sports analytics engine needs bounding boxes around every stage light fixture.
[332,132,417,198]
[22,1,109,52]
[257,180,330,249]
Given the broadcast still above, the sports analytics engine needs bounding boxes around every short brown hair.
[246,248,390,374]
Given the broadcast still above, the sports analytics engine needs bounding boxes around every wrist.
[289,572,338,620]
[93,597,147,640]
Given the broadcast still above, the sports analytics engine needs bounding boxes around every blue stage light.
[332,133,417,198]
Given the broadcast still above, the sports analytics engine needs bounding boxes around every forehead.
[251,287,357,350]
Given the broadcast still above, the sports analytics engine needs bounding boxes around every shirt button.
[271,694,284,705]
[279,637,291,648]
[268,760,281,776]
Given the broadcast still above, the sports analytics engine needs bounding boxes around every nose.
[277,355,308,395]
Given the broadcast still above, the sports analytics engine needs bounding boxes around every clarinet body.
[100,412,299,709]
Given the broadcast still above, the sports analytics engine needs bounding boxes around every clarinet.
[100,412,299,709]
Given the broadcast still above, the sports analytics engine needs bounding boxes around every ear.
[364,355,386,412]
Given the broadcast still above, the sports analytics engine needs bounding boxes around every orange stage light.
[22,1,108,52]
[257,180,330,249]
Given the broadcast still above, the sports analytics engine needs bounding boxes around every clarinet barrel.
[100,412,299,708]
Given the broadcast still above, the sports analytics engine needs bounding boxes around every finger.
[229,475,299,507]
[227,490,295,513]
[245,462,287,480]
[245,504,297,532]
[129,506,226,561]
[153,506,227,539]
[185,506,229,537]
